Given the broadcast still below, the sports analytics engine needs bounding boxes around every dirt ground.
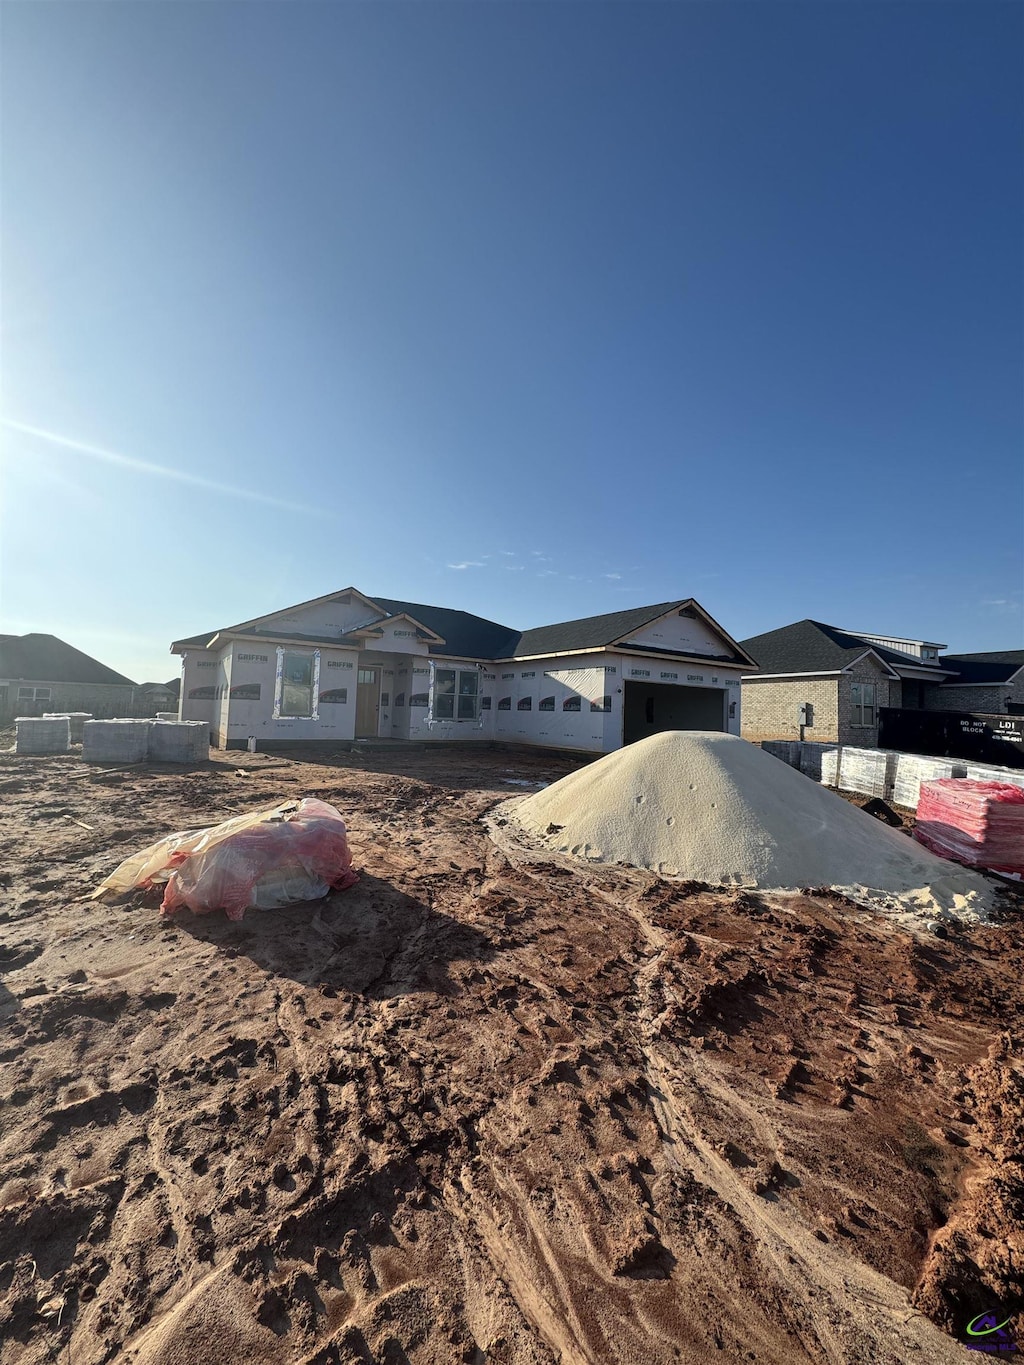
[1,740,1022,1364]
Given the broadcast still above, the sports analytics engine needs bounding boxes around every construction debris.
[91,797,359,920]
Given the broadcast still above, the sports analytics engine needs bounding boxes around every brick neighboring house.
[0,633,136,723]
[739,620,1024,747]
[931,651,1024,716]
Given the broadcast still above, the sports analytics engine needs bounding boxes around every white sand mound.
[504,731,996,921]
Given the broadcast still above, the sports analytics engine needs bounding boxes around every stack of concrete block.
[797,742,834,781]
[965,763,1024,791]
[148,720,209,762]
[892,754,966,810]
[15,716,70,755]
[837,748,898,800]
[82,719,152,764]
[761,740,800,766]
[43,712,92,743]
[821,749,840,787]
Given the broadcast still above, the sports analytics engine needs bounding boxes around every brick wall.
[927,684,1011,715]
[741,677,840,742]
[741,656,898,746]
[836,658,897,745]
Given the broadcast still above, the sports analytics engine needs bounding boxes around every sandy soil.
[0,741,1022,1364]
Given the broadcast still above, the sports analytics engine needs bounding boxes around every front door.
[355,667,380,738]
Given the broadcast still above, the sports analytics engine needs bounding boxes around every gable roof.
[171,590,754,666]
[939,650,1024,685]
[739,620,907,677]
[510,600,755,666]
[0,633,136,687]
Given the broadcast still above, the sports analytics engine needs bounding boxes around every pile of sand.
[503,731,997,920]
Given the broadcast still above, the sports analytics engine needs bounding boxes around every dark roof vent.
[678,607,697,619]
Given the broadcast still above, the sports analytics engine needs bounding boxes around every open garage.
[623,680,727,746]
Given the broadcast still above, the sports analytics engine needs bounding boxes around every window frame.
[274,648,321,720]
[850,681,876,727]
[431,666,480,721]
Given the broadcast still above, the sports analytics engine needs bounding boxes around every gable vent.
[678,607,697,619]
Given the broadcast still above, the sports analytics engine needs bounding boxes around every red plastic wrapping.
[92,797,359,921]
[914,779,1024,873]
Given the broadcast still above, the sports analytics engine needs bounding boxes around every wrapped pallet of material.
[83,719,152,764]
[148,720,209,763]
[915,779,1024,873]
[820,748,841,787]
[156,711,179,722]
[15,716,70,755]
[43,712,92,743]
[965,763,1024,791]
[892,755,960,810]
[798,742,832,780]
[838,748,897,800]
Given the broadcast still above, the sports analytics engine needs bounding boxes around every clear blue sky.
[2,1,1021,684]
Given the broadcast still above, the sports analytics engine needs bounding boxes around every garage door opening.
[623,682,726,746]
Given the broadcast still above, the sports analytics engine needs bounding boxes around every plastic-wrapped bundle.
[148,720,209,763]
[82,719,152,764]
[915,779,1024,873]
[15,716,70,755]
[820,748,840,786]
[43,712,92,742]
[965,764,1024,791]
[893,755,960,810]
[91,797,360,921]
[797,742,832,780]
[838,748,896,800]
[155,711,179,722]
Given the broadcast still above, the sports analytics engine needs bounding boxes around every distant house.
[170,586,757,751]
[0,633,136,723]
[134,679,181,715]
[739,620,1024,746]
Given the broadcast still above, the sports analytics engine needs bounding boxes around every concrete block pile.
[148,721,209,762]
[83,720,152,764]
[43,712,93,743]
[15,716,71,755]
[836,748,898,800]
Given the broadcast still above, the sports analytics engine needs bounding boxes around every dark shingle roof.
[368,598,521,659]
[738,621,886,674]
[741,622,1024,683]
[512,601,679,657]
[940,651,1024,685]
[0,633,135,687]
[171,592,752,665]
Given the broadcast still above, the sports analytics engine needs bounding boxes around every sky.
[1,0,1021,684]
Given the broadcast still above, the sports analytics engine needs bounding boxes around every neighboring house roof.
[938,651,1024,685]
[137,681,178,695]
[0,633,135,687]
[740,621,1022,686]
[738,620,904,676]
[171,592,755,667]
